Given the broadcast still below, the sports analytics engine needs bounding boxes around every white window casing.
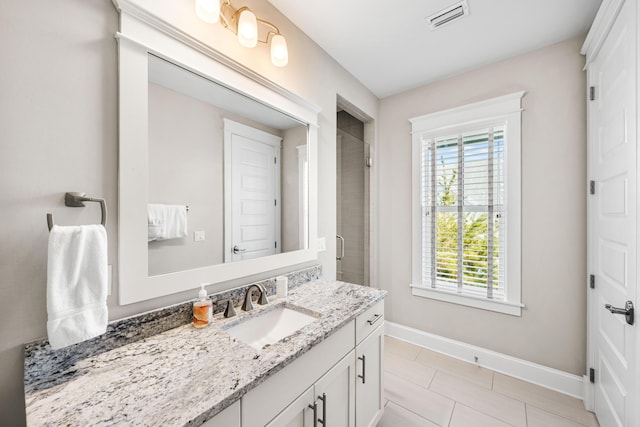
[410,92,525,316]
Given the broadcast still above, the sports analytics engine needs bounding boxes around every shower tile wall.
[337,111,368,285]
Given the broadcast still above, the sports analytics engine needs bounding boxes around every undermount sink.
[224,304,318,350]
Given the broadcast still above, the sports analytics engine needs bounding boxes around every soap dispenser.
[193,284,213,328]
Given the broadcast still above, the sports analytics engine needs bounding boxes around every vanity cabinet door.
[355,324,384,427]
[314,350,356,427]
[266,387,315,427]
[201,400,240,427]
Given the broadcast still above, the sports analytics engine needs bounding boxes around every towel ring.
[47,192,107,231]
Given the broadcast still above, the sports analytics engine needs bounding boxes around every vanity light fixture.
[195,0,289,67]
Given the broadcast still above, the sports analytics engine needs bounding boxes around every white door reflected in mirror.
[225,119,281,262]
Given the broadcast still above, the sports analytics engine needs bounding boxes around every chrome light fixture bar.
[195,0,289,67]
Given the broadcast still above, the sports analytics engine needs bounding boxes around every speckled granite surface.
[25,279,385,426]
[24,265,322,393]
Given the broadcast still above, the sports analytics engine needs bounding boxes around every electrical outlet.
[194,231,206,242]
[317,237,326,251]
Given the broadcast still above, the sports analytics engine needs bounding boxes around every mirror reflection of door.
[224,119,281,262]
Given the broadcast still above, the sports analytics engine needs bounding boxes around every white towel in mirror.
[148,204,188,241]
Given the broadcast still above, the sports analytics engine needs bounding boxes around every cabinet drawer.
[355,300,384,345]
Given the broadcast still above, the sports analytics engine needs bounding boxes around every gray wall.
[0,0,119,422]
[0,0,378,423]
[378,36,587,375]
[148,82,225,275]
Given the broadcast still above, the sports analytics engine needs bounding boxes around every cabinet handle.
[317,393,326,425]
[358,355,366,384]
[308,401,318,427]
[367,313,383,326]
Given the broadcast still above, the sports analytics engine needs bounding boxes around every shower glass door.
[336,110,369,286]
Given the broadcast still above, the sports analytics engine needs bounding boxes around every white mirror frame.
[115,1,319,304]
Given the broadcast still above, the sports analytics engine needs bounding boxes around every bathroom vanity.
[25,279,385,426]
[25,2,386,424]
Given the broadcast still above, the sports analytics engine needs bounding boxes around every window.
[410,92,524,315]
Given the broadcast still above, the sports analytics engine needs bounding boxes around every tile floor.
[378,336,599,427]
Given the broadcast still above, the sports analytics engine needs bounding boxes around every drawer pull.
[308,401,318,427]
[367,313,383,326]
[358,354,366,384]
[317,393,326,425]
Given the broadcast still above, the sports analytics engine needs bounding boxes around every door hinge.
[274,199,277,206]
[589,180,595,195]
[589,368,595,383]
[589,86,595,101]
[274,156,277,164]
[589,274,595,289]
[275,241,277,249]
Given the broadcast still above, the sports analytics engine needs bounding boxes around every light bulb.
[270,34,288,67]
[195,0,220,23]
[237,9,258,48]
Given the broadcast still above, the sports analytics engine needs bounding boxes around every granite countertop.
[25,280,385,426]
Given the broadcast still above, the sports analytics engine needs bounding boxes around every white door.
[315,350,356,427]
[587,1,637,426]
[224,119,281,262]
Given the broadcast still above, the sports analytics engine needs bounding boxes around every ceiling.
[268,0,601,98]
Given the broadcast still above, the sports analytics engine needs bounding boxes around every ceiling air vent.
[427,0,469,30]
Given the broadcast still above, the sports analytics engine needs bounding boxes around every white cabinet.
[267,351,356,427]
[237,299,384,427]
[354,299,384,427]
[355,324,384,427]
[201,400,241,427]
[242,323,354,427]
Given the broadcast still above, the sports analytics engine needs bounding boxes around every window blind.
[421,127,506,299]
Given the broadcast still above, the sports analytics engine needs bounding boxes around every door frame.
[223,118,281,263]
[336,95,378,288]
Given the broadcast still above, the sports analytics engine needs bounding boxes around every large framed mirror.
[116,7,319,304]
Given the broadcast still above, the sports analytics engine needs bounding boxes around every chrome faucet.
[241,284,270,311]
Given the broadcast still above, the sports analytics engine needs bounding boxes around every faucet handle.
[224,300,237,318]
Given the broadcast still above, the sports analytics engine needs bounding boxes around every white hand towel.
[47,224,108,349]
[147,204,188,241]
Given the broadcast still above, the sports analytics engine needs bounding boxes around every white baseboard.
[385,321,584,400]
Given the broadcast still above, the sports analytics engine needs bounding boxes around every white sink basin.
[224,305,318,350]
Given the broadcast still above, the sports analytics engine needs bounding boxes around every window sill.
[410,284,523,316]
